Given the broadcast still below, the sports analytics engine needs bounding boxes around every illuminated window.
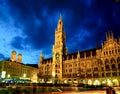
[111,58,115,64]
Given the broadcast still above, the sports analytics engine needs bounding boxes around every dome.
[12,50,16,53]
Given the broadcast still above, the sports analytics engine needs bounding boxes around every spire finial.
[106,32,108,40]
[108,30,110,38]
[40,51,42,57]
[111,30,114,39]
[60,13,62,19]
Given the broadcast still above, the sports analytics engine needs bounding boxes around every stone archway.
[105,59,109,64]
[93,80,100,86]
[110,58,116,64]
[88,79,92,85]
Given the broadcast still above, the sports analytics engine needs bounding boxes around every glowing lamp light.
[1,71,6,78]
[93,80,100,85]
[23,74,26,78]
[107,79,112,86]
[52,71,55,77]
[64,80,67,84]
[88,79,92,85]
[7,74,10,78]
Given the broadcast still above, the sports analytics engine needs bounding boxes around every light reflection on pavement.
[40,87,120,94]
[41,90,106,94]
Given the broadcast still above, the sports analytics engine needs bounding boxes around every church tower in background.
[52,14,67,81]
[11,50,16,62]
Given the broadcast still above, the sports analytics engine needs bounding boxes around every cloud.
[10,36,24,49]
[0,0,119,64]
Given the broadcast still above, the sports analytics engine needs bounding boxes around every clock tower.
[52,14,67,83]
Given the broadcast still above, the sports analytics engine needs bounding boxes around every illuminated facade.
[0,51,38,83]
[38,15,120,86]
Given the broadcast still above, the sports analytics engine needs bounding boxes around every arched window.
[112,64,116,70]
[105,59,109,65]
[98,59,103,65]
[106,65,110,71]
[111,58,116,64]
[117,57,120,63]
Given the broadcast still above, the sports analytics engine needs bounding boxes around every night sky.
[0,0,120,64]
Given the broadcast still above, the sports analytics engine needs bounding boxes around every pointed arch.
[106,65,110,71]
[98,59,103,65]
[111,64,116,71]
[110,58,116,64]
[105,59,109,64]
[117,57,120,63]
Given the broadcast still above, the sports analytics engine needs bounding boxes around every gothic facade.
[38,15,120,86]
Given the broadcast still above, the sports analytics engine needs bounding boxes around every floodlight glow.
[52,71,55,77]
[93,80,100,85]
[88,79,92,85]
[1,71,6,78]
[7,74,10,78]
[23,74,26,78]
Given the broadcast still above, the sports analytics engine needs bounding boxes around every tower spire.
[57,13,64,32]
[60,13,62,20]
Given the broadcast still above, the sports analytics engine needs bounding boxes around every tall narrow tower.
[17,54,22,63]
[52,14,67,82]
[11,50,17,62]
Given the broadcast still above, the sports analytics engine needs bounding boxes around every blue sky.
[0,0,120,64]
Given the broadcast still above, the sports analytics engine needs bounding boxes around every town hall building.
[38,14,120,86]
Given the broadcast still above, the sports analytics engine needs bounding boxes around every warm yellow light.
[7,74,10,78]
[1,71,6,78]
[23,74,26,78]
[64,80,67,83]
[52,71,55,77]
[113,79,117,82]
[93,80,100,85]
[107,79,112,86]
[88,79,92,85]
